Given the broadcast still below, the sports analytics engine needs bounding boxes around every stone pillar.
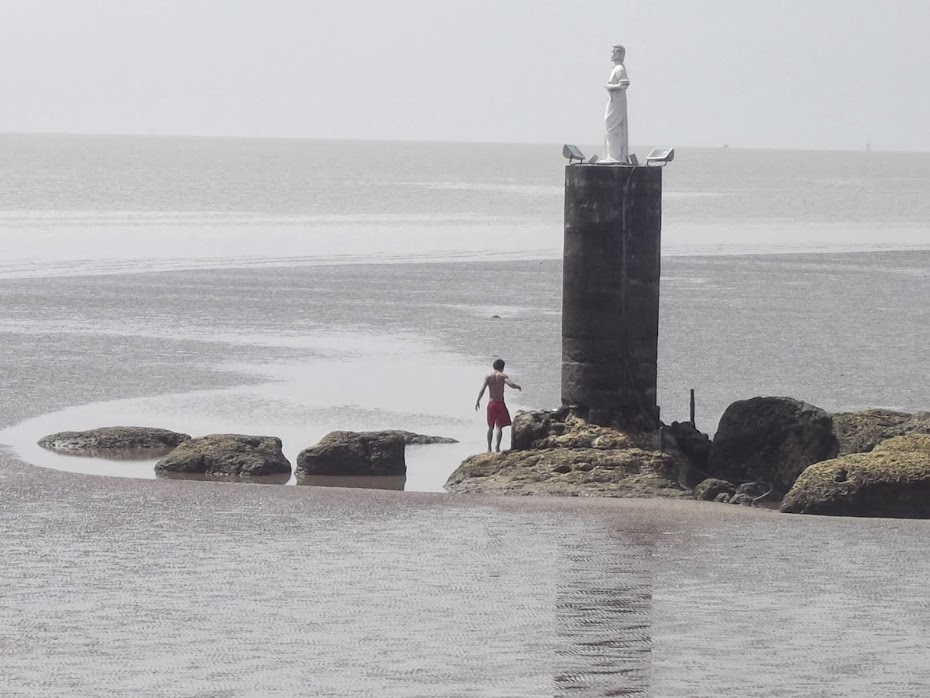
[561,164,661,426]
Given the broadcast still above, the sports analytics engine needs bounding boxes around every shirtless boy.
[474,359,522,452]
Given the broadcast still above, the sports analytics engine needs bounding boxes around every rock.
[832,409,930,455]
[154,434,291,478]
[296,431,406,477]
[781,434,930,517]
[707,397,839,495]
[378,430,458,445]
[714,493,732,503]
[38,426,190,459]
[667,420,712,472]
[693,478,736,501]
[446,410,691,498]
[510,407,570,450]
[511,407,644,451]
[446,447,691,497]
[734,481,774,501]
[729,493,754,506]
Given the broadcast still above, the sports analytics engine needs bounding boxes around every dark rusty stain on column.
[561,164,662,426]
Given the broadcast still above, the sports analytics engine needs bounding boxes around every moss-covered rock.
[445,446,691,497]
[781,434,930,517]
[832,409,930,455]
[154,434,291,479]
[38,426,190,459]
[446,410,691,497]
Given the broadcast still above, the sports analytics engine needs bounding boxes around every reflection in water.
[37,446,177,461]
[155,471,291,485]
[296,475,406,491]
[552,530,655,696]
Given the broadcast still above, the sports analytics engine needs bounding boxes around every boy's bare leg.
[494,427,503,452]
[486,427,493,452]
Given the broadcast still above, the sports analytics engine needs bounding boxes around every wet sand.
[2,257,930,695]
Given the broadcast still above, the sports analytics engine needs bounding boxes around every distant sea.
[0,134,927,489]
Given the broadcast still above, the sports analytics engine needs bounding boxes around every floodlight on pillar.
[562,144,586,165]
[645,147,675,166]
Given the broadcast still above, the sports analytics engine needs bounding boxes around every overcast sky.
[1,0,928,151]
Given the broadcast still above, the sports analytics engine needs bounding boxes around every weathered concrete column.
[561,164,662,426]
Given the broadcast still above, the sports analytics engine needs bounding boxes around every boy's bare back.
[474,358,522,417]
[486,370,518,402]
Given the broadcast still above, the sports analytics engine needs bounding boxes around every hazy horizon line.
[0,130,926,156]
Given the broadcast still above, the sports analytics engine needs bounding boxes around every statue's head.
[611,44,625,62]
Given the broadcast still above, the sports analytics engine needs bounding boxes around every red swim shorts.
[486,400,512,428]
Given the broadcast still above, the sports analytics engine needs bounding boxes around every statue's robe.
[605,63,630,163]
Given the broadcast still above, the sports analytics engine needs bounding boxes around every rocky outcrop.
[832,409,930,455]
[446,447,691,497]
[296,431,407,478]
[154,434,291,478]
[445,409,691,497]
[707,397,839,495]
[781,434,930,517]
[38,426,190,459]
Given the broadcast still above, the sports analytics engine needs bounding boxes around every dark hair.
[492,359,505,371]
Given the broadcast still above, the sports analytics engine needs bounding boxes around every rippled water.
[3,463,930,696]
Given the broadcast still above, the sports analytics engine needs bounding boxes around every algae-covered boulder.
[781,434,930,517]
[832,409,930,455]
[296,431,407,478]
[708,397,839,495]
[445,447,691,497]
[446,410,690,497]
[154,434,291,478]
[38,426,190,459]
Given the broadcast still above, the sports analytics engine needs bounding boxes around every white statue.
[604,43,630,163]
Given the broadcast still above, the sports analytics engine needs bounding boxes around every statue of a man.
[604,43,630,163]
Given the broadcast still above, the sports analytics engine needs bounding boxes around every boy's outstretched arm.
[504,375,522,391]
[475,376,489,410]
